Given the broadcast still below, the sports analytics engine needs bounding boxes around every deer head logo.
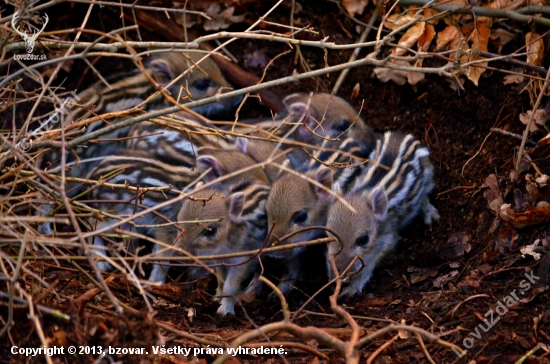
[12,12,49,53]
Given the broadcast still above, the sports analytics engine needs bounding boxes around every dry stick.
[50,2,124,314]
[332,0,384,94]
[514,66,550,182]
[490,128,537,145]
[366,334,399,364]
[11,238,334,264]
[4,31,382,54]
[354,324,464,354]
[417,333,437,364]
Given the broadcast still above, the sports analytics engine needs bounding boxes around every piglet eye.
[354,233,370,247]
[202,226,217,238]
[193,78,212,92]
[292,210,308,225]
[333,119,351,133]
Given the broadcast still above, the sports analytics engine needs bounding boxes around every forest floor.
[2,1,550,363]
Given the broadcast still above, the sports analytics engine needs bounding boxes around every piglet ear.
[229,192,245,220]
[149,58,174,86]
[369,187,388,222]
[276,159,290,178]
[314,167,333,202]
[236,137,248,153]
[331,182,342,202]
[197,155,224,182]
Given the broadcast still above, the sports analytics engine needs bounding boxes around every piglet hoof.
[148,268,167,284]
[38,223,53,235]
[423,203,440,228]
[96,261,113,272]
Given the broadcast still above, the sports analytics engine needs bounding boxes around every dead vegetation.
[1,0,550,363]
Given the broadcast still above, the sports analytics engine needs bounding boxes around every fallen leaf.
[342,0,369,17]
[433,270,459,288]
[384,12,416,31]
[244,49,269,68]
[488,0,526,9]
[519,109,548,132]
[203,6,245,31]
[467,25,491,86]
[374,60,410,85]
[503,74,525,85]
[490,28,517,53]
[500,201,550,229]
[408,265,440,284]
[483,174,503,212]
[520,239,542,260]
[441,232,472,259]
[540,133,550,145]
[526,32,544,67]
[394,22,426,56]
[436,25,459,50]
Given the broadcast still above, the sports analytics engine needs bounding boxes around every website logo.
[12,12,48,54]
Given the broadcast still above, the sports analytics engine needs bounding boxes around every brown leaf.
[519,109,548,132]
[540,133,550,145]
[526,32,544,66]
[483,174,503,212]
[503,74,525,85]
[408,265,440,284]
[384,12,415,31]
[418,23,436,51]
[467,25,491,86]
[441,232,472,259]
[394,22,425,56]
[436,25,459,51]
[488,0,526,9]
[433,270,459,288]
[342,0,369,17]
[490,28,517,53]
[500,201,550,229]
[374,60,410,85]
[407,61,426,85]
[203,6,245,31]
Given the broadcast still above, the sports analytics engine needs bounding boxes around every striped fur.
[176,178,271,316]
[86,147,269,284]
[326,131,439,297]
[263,137,368,297]
[43,52,239,179]
[282,92,376,150]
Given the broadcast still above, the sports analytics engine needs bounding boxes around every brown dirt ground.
[2,1,550,363]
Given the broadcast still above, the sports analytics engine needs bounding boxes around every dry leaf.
[433,270,459,288]
[467,26,490,86]
[422,8,440,24]
[394,22,425,56]
[540,133,550,145]
[519,110,548,132]
[490,28,517,53]
[503,74,525,85]
[418,23,436,51]
[526,32,544,66]
[449,28,470,64]
[488,0,526,9]
[436,25,459,50]
[374,60,410,85]
[203,5,245,31]
[407,60,426,85]
[342,0,369,17]
[384,12,415,30]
